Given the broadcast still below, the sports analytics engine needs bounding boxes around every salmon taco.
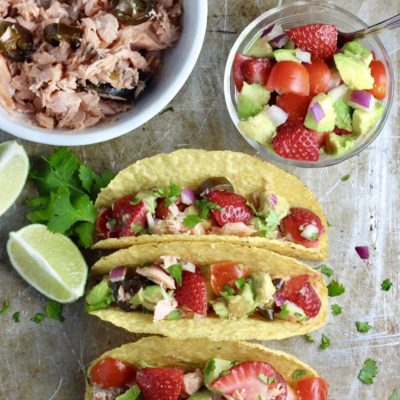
[85,241,328,341]
[93,150,328,260]
[85,336,329,400]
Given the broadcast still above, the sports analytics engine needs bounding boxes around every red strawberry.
[312,131,328,148]
[287,24,337,60]
[175,270,207,315]
[206,191,253,226]
[210,361,287,400]
[233,53,253,91]
[136,367,183,400]
[96,207,115,238]
[281,275,321,317]
[334,127,352,136]
[155,198,169,220]
[241,58,275,87]
[272,121,320,161]
[280,207,324,248]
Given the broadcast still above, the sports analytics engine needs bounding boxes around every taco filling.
[89,354,328,400]
[85,256,322,324]
[96,178,324,249]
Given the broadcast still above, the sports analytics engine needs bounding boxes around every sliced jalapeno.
[112,0,154,25]
[0,21,34,61]
[87,82,136,102]
[43,23,82,49]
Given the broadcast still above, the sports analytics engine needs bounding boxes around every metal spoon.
[337,13,400,47]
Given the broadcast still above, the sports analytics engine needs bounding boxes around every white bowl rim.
[1,1,208,146]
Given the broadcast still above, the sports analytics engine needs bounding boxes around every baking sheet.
[0,0,399,398]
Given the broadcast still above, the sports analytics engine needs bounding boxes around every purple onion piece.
[355,246,369,260]
[310,102,325,123]
[274,292,286,307]
[261,24,275,37]
[269,193,278,207]
[180,188,196,205]
[109,266,127,282]
[270,33,288,49]
[349,90,373,109]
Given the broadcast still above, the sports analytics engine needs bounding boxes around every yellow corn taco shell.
[89,241,328,341]
[94,150,328,260]
[85,336,319,399]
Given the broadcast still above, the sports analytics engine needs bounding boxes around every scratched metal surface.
[0,0,399,399]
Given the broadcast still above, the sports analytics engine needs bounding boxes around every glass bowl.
[224,1,394,168]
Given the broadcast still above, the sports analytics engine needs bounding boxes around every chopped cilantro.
[254,210,281,238]
[320,334,330,350]
[0,300,9,315]
[159,106,174,115]
[310,233,318,240]
[12,312,20,323]
[235,278,246,290]
[220,285,235,300]
[279,303,290,319]
[155,183,181,206]
[46,300,65,322]
[203,359,216,378]
[258,374,276,384]
[381,279,392,291]
[168,264,183,286]
[166,310,182,320]
[130,198,142,206]
[31,313,45,324]
[182,215,203,228]
[341,174,351,182]
[389,389,399,400]
[304,334,315,343]
[131,223,146,235]
[327,221,332,227]
[356,321,373,333]
[316,264,334,278]
[292,369,307,379]
[358,359,377,384]
[331,304,342,316]
[195,199,223,219]
[327,280,345,297]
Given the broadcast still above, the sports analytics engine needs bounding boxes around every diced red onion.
[328,84,348,103]
[274,292,285,307]
[181,188,196,205]
[261,24,284,41]
[268,193,278,208]
[348,90,374,111]
[266,105,288,127]
[109,266,126,282]
[355,246,369,260]
[310,102,325,123]
[295,49,311,63]
[270,34,288,49]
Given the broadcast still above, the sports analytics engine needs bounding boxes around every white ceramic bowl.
[1,0,208,146]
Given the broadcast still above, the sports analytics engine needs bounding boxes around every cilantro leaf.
[334,99,353,131]
[389,389,399,400]
[168,264,183,286]
[381,279,392,291]
[327,280,345,297]
[358,359,377,384]
[12,311,20,323]
[316,264,334,278]
[74,221,95,249]
[340,174,351,182]
[0,300,10,315]
[356,321,373,333]
[331,304,342,316]
[320,334,330,350]
[292,369,307,379]
[304,334,315,343]
[258,373,276,384]
[159,106,174,116]
[78,164,97,193]
[253,210,280,238]
[235,278,246,290]
[156,183,181,206]
[195,199,222,219]
[183,215,203,228]
[46,300,65,322]
[279,303,290,319]
[31,312,45,324]
[91,170,115,198]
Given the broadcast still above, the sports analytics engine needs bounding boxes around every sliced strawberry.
[233,53,253,91]
[334,127,352,136]
[287,24,337,60]
[281,275,321,317]
[210,361,287,400]
[155,198,169,220]
[272,121,320,162]
[96,207,115,238]
[136,367,183,400]
[241,58,275,87]
[280,207,324,248]
[175,270,207,315]
[210,262,250,295]
[206,191,253,226]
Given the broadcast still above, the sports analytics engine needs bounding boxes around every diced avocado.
[237,82,270,119]
[342,40,373,65]
[352,102,383,135]
[135,190,157,214]
[334,53,374,90]
[212,300,229,318]
[143,285,164,304]
[85,278,113,312]
[188,390,213,400]
[226,282,256,319]
[304,94,336,133]
[258,191,289,220]
[324,132,358,155]
[245,36,273,57]
[333,99,353,131]
[273,49,300,63]
[116,386,141,400]
[284,39,295,49]
[203,358,233,385]
[185,205,199,216]
[238,109,276,146]
[251,272,276,306]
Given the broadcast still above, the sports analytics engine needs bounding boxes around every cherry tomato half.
[210,262,249,294]
[368,60,386,100]
[90,358,136,388]
[267,61,310,96]
[304,59,331,95]
[296,377,328,400]
[276,93,312,122]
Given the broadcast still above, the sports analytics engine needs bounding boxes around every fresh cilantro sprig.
[12,312,20,323]
[292,369,307,379]
[155,183,181,206]
[331,304,342,316]
[46,299,65,322]
[358,359,377,384]
[390,389,399,400]
[327,280,345,297]
[182,199,222,228]
[320,334,330,350]
[381,279,392,291]
[315,264,334,278]
[0,300,10,315]
[356,321,373,333]
[27,148,114,248]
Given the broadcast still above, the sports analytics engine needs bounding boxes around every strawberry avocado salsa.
[96,178,324,248]
[233,23,387,162]
[85,256,322,323]
[89,355,328,400]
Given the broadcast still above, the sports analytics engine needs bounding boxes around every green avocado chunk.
[203,358,233,385]
[238,109,276,146]
[342,40,373,65]
[226,282,257,319]
[304,93,336,133]
[334,98,353,131]
[132,285,165,311]
[251,272,276,306]
[134,190,158,214]
[116,386,141,400]
[352,102,383,135]
[245,36,273,57]
[273,49,300,63]
[85,278,113,312]
[212,300,229,318]
[188,390,213,400]
[237,82,270,119]
[324,132,358,155]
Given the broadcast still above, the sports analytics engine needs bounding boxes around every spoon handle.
[351,13,400,40]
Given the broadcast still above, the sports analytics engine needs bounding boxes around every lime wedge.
[7,224,88,303]
[0,141,29,217]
